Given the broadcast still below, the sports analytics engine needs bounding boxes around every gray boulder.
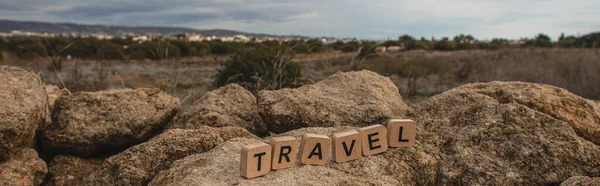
[39,88,180,156]
[258,70,411,133]
[149,127,437,186]
[0,148,48,186]
[414,81,600,185]
[0,66,47,160]
[84,127,256,186]
[560,176,600,186]
[44,155,103,186]
[169,84,268,136]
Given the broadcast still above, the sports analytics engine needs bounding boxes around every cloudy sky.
[0,0,598,40]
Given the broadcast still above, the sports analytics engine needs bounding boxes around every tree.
[306,39,324,53]
[534,33,553,48]
[97,42,125,60]
[214,46,303,92]
[434,38,456,51]
[398,34,416,50]
[453,34,476,50]
[293,42,311,54]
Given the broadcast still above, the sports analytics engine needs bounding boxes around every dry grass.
[2,48,598,107]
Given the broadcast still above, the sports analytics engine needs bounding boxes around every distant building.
[387,46,403,52]
[375,46,387,53]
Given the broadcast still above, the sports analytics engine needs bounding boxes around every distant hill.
[0,19,301,38]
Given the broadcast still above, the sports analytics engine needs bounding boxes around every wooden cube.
[270,136,299,170]
[240,142,272,179]
[332,130,362,163]
[386,119,416,148]
[299,134,331,165]
[358,124,388,156]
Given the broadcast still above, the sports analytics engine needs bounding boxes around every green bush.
[434,38,456,51]
[129,50,146,60]
[215,46,302,92]
[341,45,356,52]
[192,42,211,56]
[97,42,125,60]
[293,43,311,54]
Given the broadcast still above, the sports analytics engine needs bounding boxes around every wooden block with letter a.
[332,130,362,163]
[299,134,331,165]
[241,142,272,179]
[386,119,416,148]
[270,136,299,170]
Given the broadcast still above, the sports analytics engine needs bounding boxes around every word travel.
[240,119,417,179]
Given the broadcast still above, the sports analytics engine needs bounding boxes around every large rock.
[0,66,47,160]
[169,84,268,136]
[39,88,180,157]
[43,85,71,131]
[560,176,600,186]
[149,127,438,186]
[84,126,256,186]
[44,155,103,186]
[258,70,411,133]
[45,85,70,110]
[450,81,600,145]
[0,148,48,186]
[414,82,600,185]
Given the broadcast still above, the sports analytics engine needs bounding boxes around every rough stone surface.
[450,81,600,145]
[0,66,48,160]
[84,127,256,186]
[149,127,438,186]
[44,85,71,131]
[258,70,411,133]
[43,155,103,186]
[413,82,600,185]
[169,84,268,136]
[560,176,600,186]
[0,148,48,186]
[39,88,180,157]
[45,85,71,110]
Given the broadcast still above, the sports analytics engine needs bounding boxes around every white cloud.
[0,0,598,39]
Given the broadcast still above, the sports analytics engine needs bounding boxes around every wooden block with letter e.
[332,130,362,163]
[270,136,299,170]
[358,124,388,156]
[386,119,416,148]
[240,142,272,179]
[299,134,331,165]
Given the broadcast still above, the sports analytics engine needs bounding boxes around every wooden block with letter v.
[332,130,362,163]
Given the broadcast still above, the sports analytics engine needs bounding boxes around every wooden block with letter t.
[240,142,272,179]
[299,134,331,165]
[358,124,388,156]
[386,119,416,148]
[270,136,299,170]
[332,130,362,163]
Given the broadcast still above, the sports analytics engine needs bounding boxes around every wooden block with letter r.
[299,134,331,165]
[270,136,299,170]
[332,130,362,163]
[240,142,272,179]
[386,119,416,148]
[358,124,388,156]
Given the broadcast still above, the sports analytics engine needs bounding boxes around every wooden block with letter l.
[299,134,331,165]
[386,119,416,148]
[358,124,388,156]
[240,142,272,179]
[269,136,299,170]
[332,130,362,163]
